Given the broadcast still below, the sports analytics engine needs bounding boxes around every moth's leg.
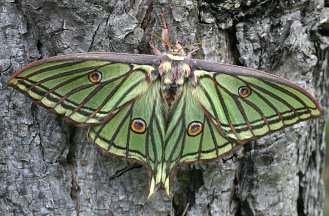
[148,38,162,56]
[186,48,200,58]
[175,40,186,55]
[175,40,182,50]
[160,13,170,52]
[176,39,200,57]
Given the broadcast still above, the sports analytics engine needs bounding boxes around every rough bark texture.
[1,0,328,215]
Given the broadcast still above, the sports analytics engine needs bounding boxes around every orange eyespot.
[187,121,203,136]
[130,118,147,134]
[88,71,102,83]
[238,86,252,98]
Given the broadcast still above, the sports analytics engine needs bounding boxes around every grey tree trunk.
[1,0,328,215]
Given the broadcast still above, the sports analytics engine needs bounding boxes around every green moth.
[7,14,321,200]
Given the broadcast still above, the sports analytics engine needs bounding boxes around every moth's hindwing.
[88,81,166,199]
[163,83,237,196]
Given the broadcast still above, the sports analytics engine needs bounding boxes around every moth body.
[157,53,192,107]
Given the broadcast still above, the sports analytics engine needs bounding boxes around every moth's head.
[149,33,208,57]
[170,48,186,56]
[161,39,207,57]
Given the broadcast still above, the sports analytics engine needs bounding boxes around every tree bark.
[1,0,328,215]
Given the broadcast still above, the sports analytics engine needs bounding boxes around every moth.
[8,14,321,200]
